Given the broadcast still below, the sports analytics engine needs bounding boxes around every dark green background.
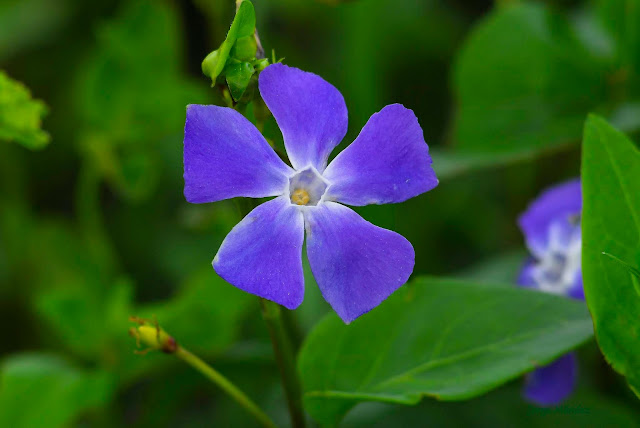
[1,0,638,426]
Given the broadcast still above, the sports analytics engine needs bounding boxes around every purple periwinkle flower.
[517,178,582,406]
[183,64,438,323]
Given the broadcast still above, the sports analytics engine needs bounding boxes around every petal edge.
[214,197,305,309]
[305,202,414,323]
[259,64,348,171]
[324,104,438,206]
[183,104,292,203]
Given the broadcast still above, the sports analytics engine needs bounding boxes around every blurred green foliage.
[1,0,639,426]
[0,71,49,149]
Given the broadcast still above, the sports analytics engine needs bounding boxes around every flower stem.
[175,346,277,428]
[260,298,306,428]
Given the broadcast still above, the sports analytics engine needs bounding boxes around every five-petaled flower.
[517,178,583,406]
[183,64,438,323]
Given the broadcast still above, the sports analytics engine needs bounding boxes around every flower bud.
[202,50,222,85]
[129,317,178,354]
[231,36,258,61]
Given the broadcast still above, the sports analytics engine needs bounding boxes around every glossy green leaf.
[0,71,49,149]
[453,3,608,155]
[0,354,113,428]
[581,114,640,396]
[299,277,593,426]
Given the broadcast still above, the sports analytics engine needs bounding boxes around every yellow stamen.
[291,188,310,205]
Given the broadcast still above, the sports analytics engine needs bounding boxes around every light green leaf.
[0,71,49,149]
[299,277,593,426]
[0,353,113,428]
[581,114,640,396]
[453,3,608,155]
[202,1,256,84]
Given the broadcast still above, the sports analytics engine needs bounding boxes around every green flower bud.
[231,35,258,61]
[202,49,222,85]
[254,58,270,72]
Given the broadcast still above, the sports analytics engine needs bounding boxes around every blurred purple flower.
[183,64,438,323]
[517,178,582,406]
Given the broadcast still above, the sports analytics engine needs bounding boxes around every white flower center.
[288,167,328,207]
[530,220,582,295]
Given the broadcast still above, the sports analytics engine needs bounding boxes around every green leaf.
[453,3,608,155]
[581,114,640,396]
[225,61,256,101]
[202,1,256,84]
[0,353,113,428]
[298,277,594,426]
[456,249,527,284]
[602,252,640,290]
[233,1,257,38]
[0,71,49,149]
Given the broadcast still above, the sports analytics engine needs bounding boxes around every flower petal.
[305,202,414,323]
[518,179,582,256]
[213,196,305,309]
[517,258,538,289]
[567,270,584,300]
[323,104,438,206]
[259,64,348,171]
[523,353,577,406]
[183,104,292,203]
[518,259,584,299]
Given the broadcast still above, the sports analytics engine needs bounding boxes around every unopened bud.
[202,50,222,85]
[129,317,178,354]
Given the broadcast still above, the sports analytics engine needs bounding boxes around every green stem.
[175,346,277,428]
[260,298,306,428]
